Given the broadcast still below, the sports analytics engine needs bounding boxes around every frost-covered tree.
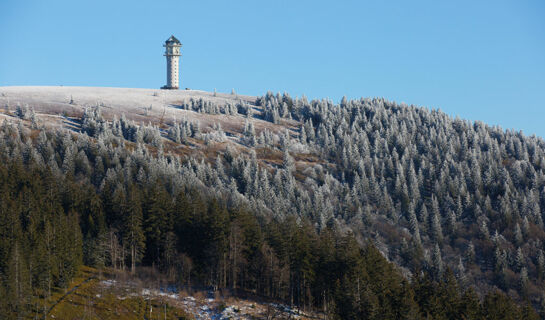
[515,247,525,271]
[432,243,444,279]
[243,120,257,146]
[431,210,443,243]
[514,223,523,246]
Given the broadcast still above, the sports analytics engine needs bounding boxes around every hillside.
[1,86,545,318]
[0,86,274,133]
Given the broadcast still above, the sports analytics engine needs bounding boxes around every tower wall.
[166,55,180,89]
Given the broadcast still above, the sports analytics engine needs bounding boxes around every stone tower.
[162,35,182,89]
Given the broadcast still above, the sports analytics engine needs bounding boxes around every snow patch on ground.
[100,279,116,286]
[97,277,318,319]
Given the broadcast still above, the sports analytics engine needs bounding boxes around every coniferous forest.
[1,91,545,318]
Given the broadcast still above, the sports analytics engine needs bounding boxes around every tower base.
[161,85,179,90]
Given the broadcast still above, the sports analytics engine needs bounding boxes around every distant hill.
[1,86,544,317]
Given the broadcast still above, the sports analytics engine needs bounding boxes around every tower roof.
[165,35,181,45]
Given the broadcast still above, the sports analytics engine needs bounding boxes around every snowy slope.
[0,86,255,112]
[0,86,295,136]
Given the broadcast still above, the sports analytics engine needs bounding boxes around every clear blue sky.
[1,1,544,137]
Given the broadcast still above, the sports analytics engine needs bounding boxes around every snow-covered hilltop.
[0,86,302,142]
[0,86,251,126]
[0,86,255,111]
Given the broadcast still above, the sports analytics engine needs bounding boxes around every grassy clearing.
[39,266,191,320]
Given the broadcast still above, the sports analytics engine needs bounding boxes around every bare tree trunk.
[223,252,227,288]
[234,232,237,290]
[14,243,20,318]
[109,231,116,270]
[270,249,273,297]
[121,243,125,271]
[323,290,327,319]
[131,244,136,274]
